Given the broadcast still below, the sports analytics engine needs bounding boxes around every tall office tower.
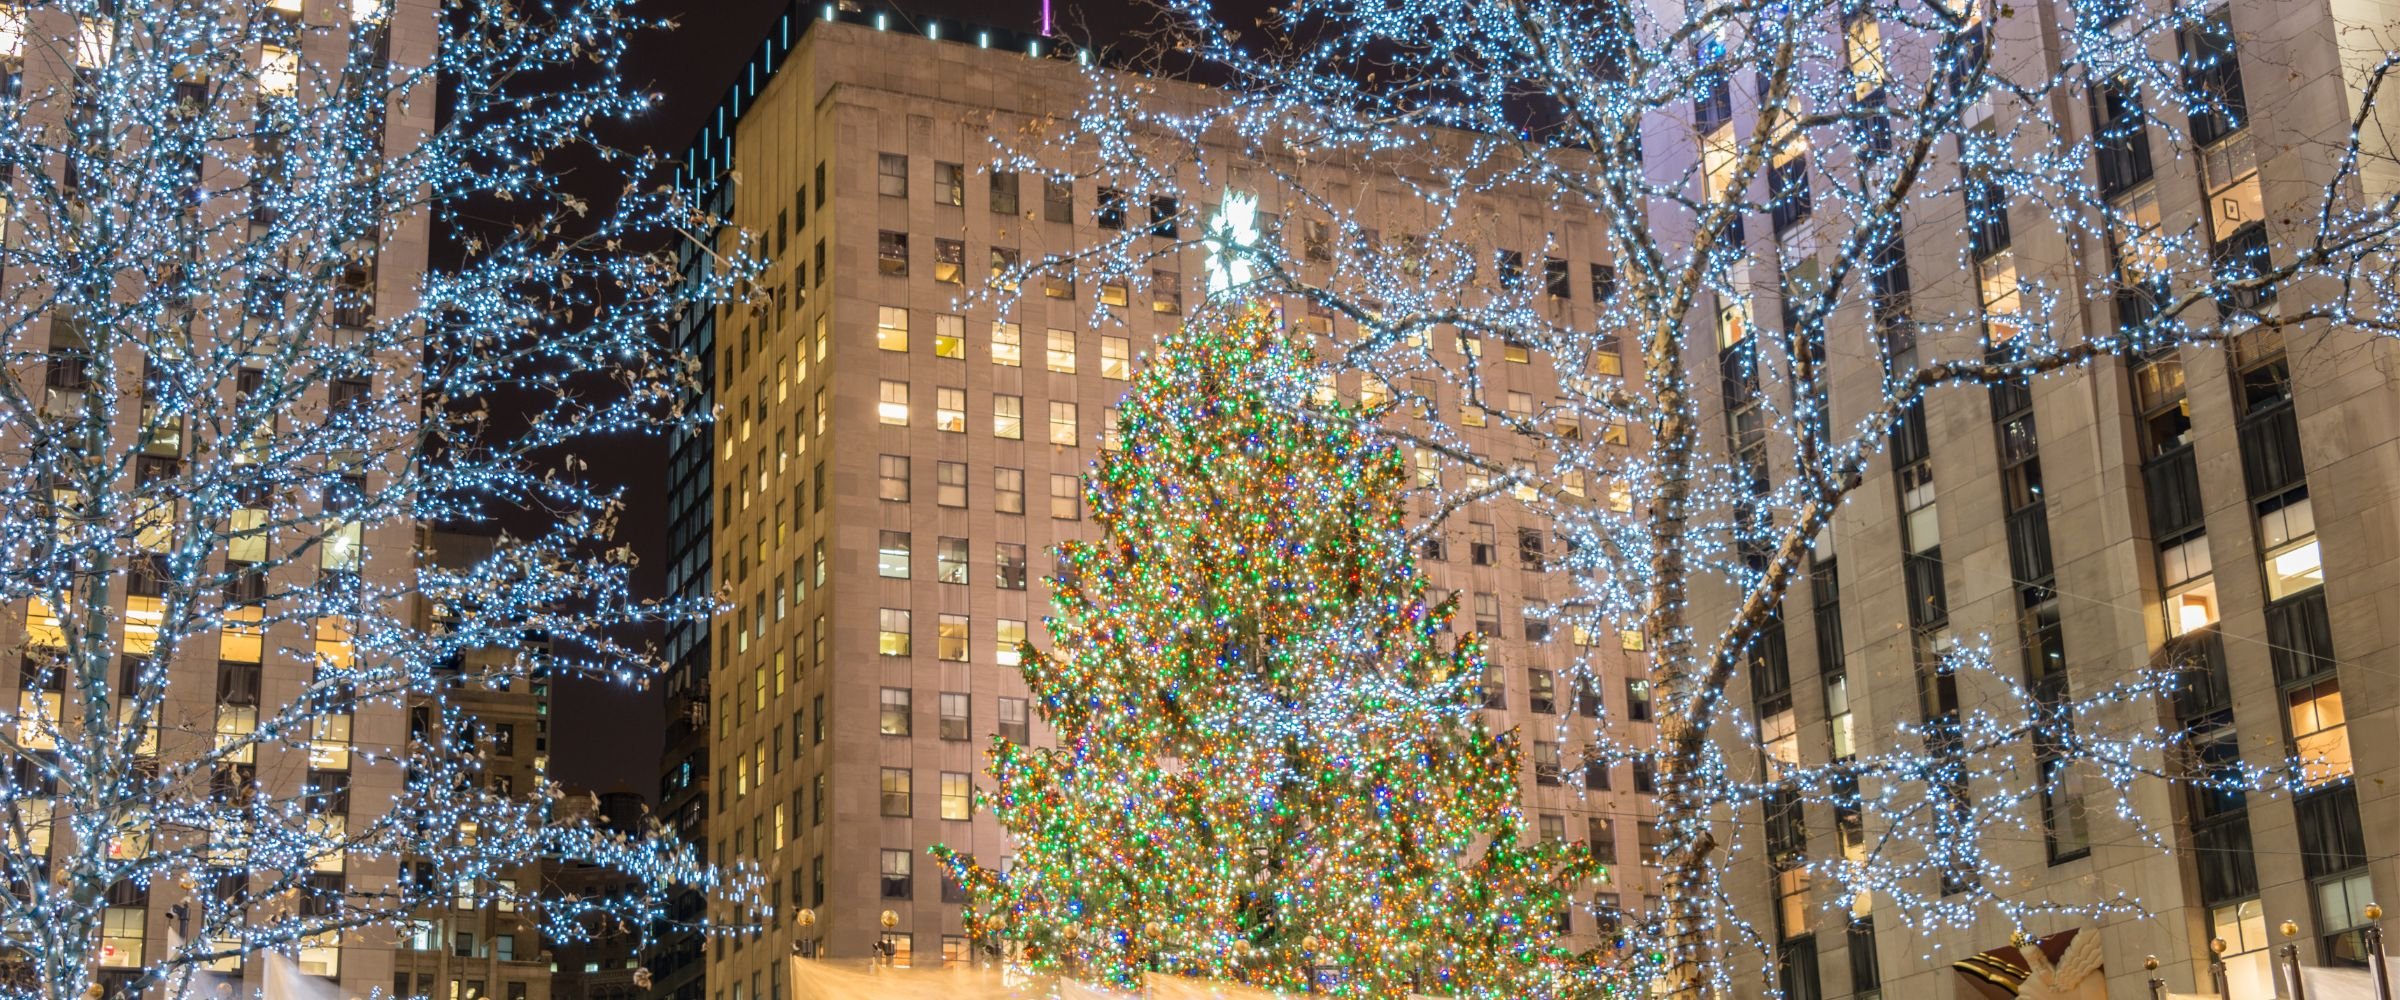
[665,5,1653,983]
[0,2,431,999]
[1693,0,2400,995]
[393,530,557,1000]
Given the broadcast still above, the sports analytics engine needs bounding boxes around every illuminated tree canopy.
[0,4,762,1000]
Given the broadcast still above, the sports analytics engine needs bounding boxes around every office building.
[661,6,1651,987]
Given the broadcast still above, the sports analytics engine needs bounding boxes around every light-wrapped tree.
[0,4,760,1000]
[937,304,1596,999]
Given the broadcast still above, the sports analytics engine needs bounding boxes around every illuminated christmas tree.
[937,304,1599,999]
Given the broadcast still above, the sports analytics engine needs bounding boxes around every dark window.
[1543,257,1571,298]
[1095,187,1125,229]
[1146,196,1177,238]
[2092,78,2154,195]
[2179,13,2247,146]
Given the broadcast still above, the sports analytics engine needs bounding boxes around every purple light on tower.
[1040,0,1051,34]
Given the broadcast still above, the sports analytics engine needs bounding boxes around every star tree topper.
[1203,186,1259,298]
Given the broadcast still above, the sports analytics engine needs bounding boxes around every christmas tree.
[935,305,1598,999]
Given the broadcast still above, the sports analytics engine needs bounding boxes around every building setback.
[658,6,1654,987]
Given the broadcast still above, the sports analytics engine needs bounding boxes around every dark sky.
[546,0,1171,797]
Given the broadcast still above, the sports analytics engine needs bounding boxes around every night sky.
[546,0,1176,797]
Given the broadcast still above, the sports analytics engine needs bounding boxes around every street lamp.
[872,911,899,967]
[791,910,818,960]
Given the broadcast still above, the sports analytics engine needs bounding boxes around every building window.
[1096,186,1125,229]
[878,609,911,656]
[937,614,969,663]
[1147,196,1178,237]
[1101,336,1131,380]
[1529,669,1557,714]
[1043,177,1072,223]
[940,772,972,820]
[994,394,1024,440]
[1533,741,1562,785]
[997,620,1027,668]
[880,847,912,896]
[998,697,1030,744]
[2161,535,2219,637]
[1046,329,1077,373]
[2288,679,2353,787]
[1152,270,1182,314]
[1470,523,1496,564]
[989,170,1019,215]
[1100,280,1129,308]
[932,161,964,206]
[878,231,908,276]
[989,246,1020,289]
[2259,493,2322,600]
[934,538,969,587]
[878,153,908,197]
[1050,475,1082,519]
[995,468,1025,514]
[996,543,1028,590]
[936,388,966,433]
[940,692,970,740]
[880,770,913,819]
[879,688,911,736]
[1102,408,1123,451]
[1626,680,1652,721]
[878,380,909,425]
[933,239,965,284]
[1049,401,1079,445]
[932,313,965,359]
[992,322,1022,366]
[877,531,911,579]
[878,455,910,502]
[877,306,908,352]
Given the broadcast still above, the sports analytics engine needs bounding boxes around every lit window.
[940,772,972,820]
[321,520,363,571]
[996,619,1027,667]
[1049,401,1079,446]
[877,306,908,352]
[878,530,911,579]
[935,388,966,433]
[1846,16,1887,98]
[1101,336,1131,380]
[934,313,965,358]
[878,609,911,656]
[2287,680,2352,786]
[880,770,912,817]
[937,615,968,661]
[993,395,1023,440]
[1979,250,2021,343]
[879,688,911,736]
[991,323,1021,366]
[1046,329,1077,373]
[2160,536,2218,636]
[934,239,965,284]
[100,908,145,968]
[878,381,909,425]
[1100,281,1128,307]
[75,16,111,69]
[260,45,299,97]
[2259,495,2322,600]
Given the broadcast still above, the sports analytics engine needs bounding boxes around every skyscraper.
[663,6,1647,983]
